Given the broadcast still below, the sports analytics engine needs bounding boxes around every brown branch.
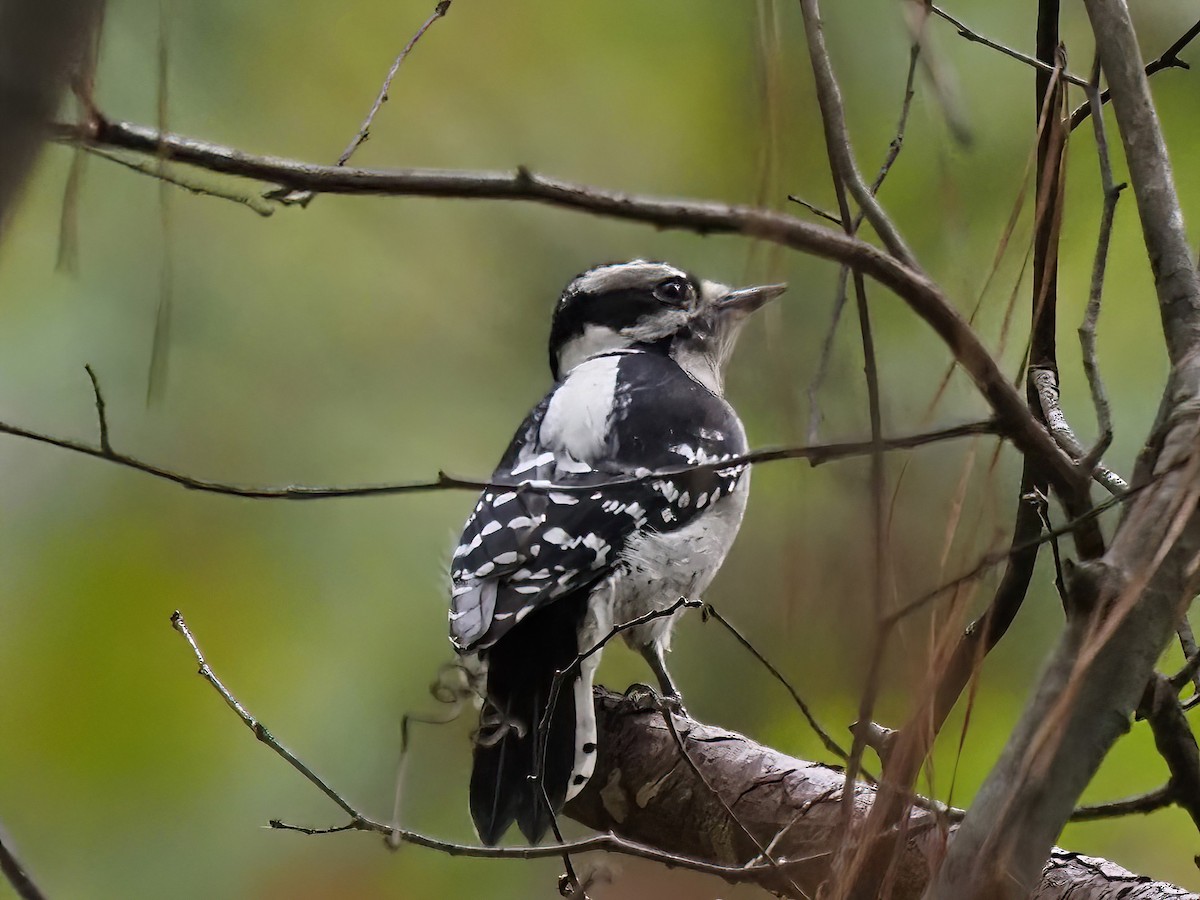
[171,606,1195,897]
[1140,674,1200,834]
[564,690,1196,899]
[274,1,452,208]
[0,406,997,500]
[796,2,890,855]
[0,826,47,900]
[1069,18,1200,131]
[168,609,779,882]
[336,1,450,168]
[51,116,1089,496]
[928,4,1089,88]
[1069,784,1175,822]
[928,0,1200,888]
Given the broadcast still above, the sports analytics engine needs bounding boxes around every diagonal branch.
[51,116,1086,496]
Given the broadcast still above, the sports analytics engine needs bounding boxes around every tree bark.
[565,691,1195,899]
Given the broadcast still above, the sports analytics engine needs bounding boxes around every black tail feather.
[470,595,586,845]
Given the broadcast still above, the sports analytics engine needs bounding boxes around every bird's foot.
[623,682,688,718]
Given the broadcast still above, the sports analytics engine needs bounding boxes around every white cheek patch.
[556,324,626,379]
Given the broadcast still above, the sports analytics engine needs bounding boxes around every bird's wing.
[448,352,748,651]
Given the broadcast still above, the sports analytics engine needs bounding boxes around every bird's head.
[548,260,787,394]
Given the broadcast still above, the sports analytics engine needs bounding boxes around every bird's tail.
[470,594,595,845]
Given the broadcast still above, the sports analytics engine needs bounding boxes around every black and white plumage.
[448,260,785,845]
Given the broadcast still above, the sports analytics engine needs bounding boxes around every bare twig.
[1078,56,1125,475]
[0,408,997,500]
[1068,784,1175,822]
[167,610,783,881]
[701,603,848,761]
[0,827,47,900]
[1170,625,1200,694]
[53,116,1089,493]
[83,145,274,215]
[795,3,895,862]
[928,4,1089,88]
[1069,17,1200,131]
[1140,674,1200,833]
[336,1,450,168]
[786,194,842,226]
[798,0,917,267]
[273,2,452,208]
[83,364,111,455]
[806,41,919,441]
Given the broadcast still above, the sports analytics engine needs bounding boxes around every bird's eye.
[654,278,689,305]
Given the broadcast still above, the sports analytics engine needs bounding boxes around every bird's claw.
[623,682,688,718]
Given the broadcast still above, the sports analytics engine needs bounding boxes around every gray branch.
[565,691,1196,900]
[926,0,1200,896]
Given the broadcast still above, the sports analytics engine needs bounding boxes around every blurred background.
[2,1,1200,896]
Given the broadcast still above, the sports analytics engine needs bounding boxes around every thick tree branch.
[564,690,1196,900]
[928,1,1200,895]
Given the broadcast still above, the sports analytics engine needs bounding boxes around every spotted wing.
[448,352,748,651]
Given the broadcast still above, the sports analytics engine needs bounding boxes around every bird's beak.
[717,282,788,315]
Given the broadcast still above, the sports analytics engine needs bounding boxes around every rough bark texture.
[565,691,1194,899]
[926,1,1200,896]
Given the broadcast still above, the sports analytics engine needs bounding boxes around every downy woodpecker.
[448,260,785,844]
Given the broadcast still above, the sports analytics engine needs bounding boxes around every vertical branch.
[145,0,173,405]
[794,3,888,859]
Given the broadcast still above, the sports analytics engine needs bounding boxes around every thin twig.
[701,603,848,761]
[1170,624,1200,694]
[83,364,111,455]
[928,3,1089,88]
[1078,55,1125,474]
[796,6,899,889]
[1068,784,1175,822]
[785,194,842,226]
[82,145,274,216]
[807,42,917,442]
[661,711,803,897]
[798,0,917,267]
[274,1,452,208]
[0,827,47,900]
[52,115,1089,494]
[336,1,450,168]
[168,610,783,880]
[0,410,998,500]
[533,597,700,897]
[1069,17,1200,130]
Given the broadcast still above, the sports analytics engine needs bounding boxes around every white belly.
[610,476,749,651]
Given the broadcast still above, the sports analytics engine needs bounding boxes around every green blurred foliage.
[2,1,1200,897]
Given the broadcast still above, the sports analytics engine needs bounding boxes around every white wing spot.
[543,527,577,548]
